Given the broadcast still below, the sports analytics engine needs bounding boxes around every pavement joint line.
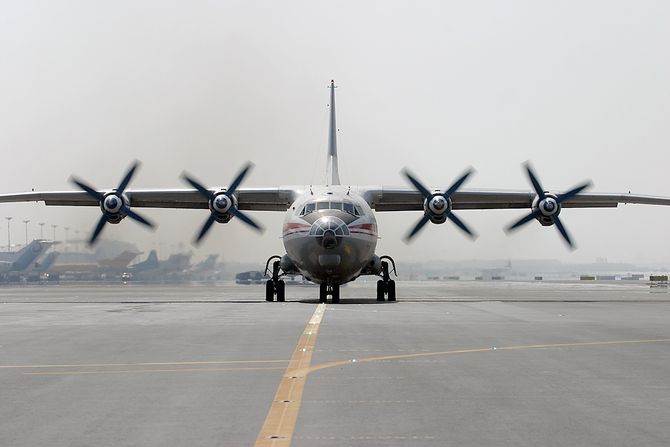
[23,366,286,376]
[254,303,326,447]
[0,359,289,369]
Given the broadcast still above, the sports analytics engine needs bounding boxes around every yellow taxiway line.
[254,303,326,447]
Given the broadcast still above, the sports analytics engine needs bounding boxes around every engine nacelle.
[209,192,236,223]
[100,192,129,224]
[423,194,451,224]
[532,193,561,226]
[280,254,300,275]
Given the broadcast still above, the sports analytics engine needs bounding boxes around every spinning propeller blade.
[402,168,476,242]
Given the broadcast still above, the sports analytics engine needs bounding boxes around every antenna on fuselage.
[326,80,341,186]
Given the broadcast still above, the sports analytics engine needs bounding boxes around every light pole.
[51,224,57,242]
[74,229,80,252]
[23,219,30,245]
[5,217,12,252]
[38,222,45,239]
[64,226,70,252]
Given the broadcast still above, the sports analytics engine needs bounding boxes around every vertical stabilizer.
[327,80,341,185]
[12,240,49,272]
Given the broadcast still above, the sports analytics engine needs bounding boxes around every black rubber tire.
[276,280,286,302]
[331,284,340,304]
[265,280,274,302]
[319,283,328,303]
[377,280,386,301]
[387,280,396,302]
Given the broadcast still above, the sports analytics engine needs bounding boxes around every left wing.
[361,183,670,248]
[363,188,670,211]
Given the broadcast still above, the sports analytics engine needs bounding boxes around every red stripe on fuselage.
[349,223,376,231]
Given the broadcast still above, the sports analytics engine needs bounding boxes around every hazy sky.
[1,1,669,264]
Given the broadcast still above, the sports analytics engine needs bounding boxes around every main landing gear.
[264,256,285,302]
[376,256,397,302]
[319,283,340,304]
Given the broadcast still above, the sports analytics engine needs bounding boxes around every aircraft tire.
[276,280,286,302]
[331,284,340,304]
[376,280,386,301]
[387,280,396,302]
[265,280,274,302]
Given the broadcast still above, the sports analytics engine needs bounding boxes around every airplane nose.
[309,215,349,250]
[322,229,338,249]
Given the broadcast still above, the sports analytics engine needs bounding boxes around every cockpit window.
[304,202,315,215]
[300,200,363,216]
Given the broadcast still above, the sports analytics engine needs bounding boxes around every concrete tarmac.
[0,281,669,446]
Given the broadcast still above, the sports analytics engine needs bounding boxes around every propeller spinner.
[181,162,263,244]
[506,162,592,249]
[402,168,477,242]
[70,160,155,245]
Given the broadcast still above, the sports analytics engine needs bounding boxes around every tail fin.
[147,250,158,264]
[12,240,50,271]
[326,80,341,185]
[36,252,59,272]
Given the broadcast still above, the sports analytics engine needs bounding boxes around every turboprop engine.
[70,161,155,244]
[402,168,477,242]
[506,162,592,249]
[181,162,263,243]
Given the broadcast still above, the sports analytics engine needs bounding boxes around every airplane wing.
[0,188,299,211]
[363,188,670,211]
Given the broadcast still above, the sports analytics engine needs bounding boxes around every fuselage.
[282,186,378,285]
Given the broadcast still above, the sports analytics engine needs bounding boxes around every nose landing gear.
[319,283,340,304]
[376,257,397,302]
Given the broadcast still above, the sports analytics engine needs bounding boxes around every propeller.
[402,168,477,242]
[506,162,592,249]
[181,162,263,244]
[70,160,155,245]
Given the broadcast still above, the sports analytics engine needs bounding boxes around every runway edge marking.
[254,303,326,447]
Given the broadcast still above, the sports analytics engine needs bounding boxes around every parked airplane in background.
[0,240,56,275]
[128,250,159,274]
[192,254,219,273]
[2,81,670,302]
[30,251,60,274]
[96,250,141,272]
[48,249,141,275]
[127,251,193,281]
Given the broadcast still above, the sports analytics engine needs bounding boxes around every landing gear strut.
[376,257,397,302]
[319,282,340,304]
[264,256,285,302]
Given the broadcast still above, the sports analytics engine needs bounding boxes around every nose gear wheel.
[319,283,340,304]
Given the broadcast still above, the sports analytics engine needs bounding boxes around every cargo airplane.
[2,81,670,302]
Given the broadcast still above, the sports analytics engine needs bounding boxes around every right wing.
[0,187,301,211]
